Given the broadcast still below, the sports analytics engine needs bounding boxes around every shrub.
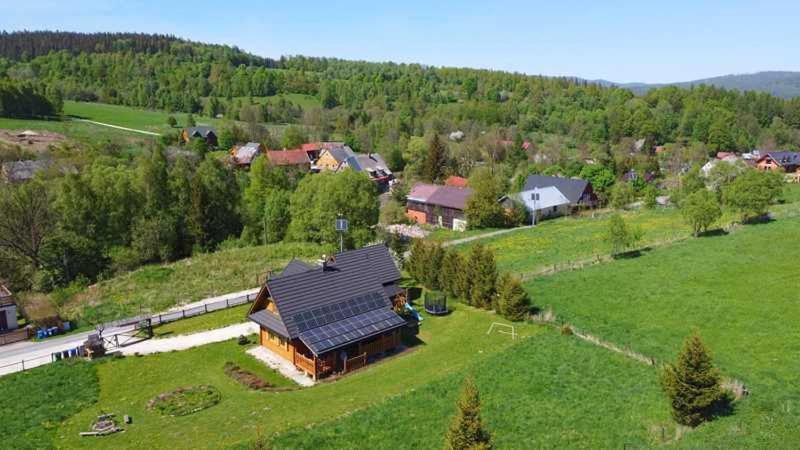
[496,273,530,321]
[680,190,722,236]
[223,362,274,391]
[610,182,635,209]
[605,213,642,257]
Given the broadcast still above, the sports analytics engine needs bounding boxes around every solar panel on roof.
[298,308,406,355]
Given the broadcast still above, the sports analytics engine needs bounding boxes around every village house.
[406,183,473,231]
[312,144,393,185]
[229,142,266,168]
[755,151,800,174]
[512,174,596,220]
[314,144,356,171]
[0,283,18,334]
[247,245,408,380]
[702,154,741,177]
[180,126,218,147]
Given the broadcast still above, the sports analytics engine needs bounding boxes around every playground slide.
[405,303,423,322]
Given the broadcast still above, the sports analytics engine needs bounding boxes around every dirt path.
[442,226,532,247]
[71,118,161,136]
[119,322,258,356]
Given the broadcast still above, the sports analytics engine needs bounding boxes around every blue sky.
[2,0,799,83]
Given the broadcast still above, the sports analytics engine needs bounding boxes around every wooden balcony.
[295,351,315,375]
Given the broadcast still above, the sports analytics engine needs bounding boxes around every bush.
[721,169,784,222]
[610,182,635,209]
[605,213,642,257]
[496,273,530,321]
[681,190,722,236]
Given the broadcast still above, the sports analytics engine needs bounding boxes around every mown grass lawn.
[55,303,529,449]
[59,242,325,323]
[153,303,251,338]
[528,216,800,447]
[268,330,672,449]
[0,361,99,450]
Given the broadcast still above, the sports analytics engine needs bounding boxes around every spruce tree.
[496,273,530,321]
[661,332,725,427]
[445,377,492,450]
[467,243,497,308]
[440,249,467,299]
[422,134,448,182]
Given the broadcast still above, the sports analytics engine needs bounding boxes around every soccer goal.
[486,322,517,340]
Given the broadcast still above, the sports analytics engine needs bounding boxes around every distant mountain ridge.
[593,71,800,98]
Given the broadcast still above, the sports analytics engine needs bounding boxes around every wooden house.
[247,245,408,380]
[0,284,18,333]
[314,145,356,171]
[180,126,218,147]
[756,151,800,173]
[406,183,473,231]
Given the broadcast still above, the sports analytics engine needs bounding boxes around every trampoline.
[423,290,448,315]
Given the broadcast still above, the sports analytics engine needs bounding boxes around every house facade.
[406,183,473,231]
[0,284,18,333]
[247,245,408,380]
[513,175,596,220]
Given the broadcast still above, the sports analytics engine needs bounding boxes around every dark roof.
[426,186,474,211]
[765,151,800,166]
[186,126,217,138]
[248,309,290,336]
[280,259,314,277]
[324,146,355,164]
[523,175,590,203]
[259,245,402,339]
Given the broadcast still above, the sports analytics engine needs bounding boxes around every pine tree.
[422,134,448,182]
[467,243,497,308]
[661,332,726,427]
[445,377,492,450]
[440,249,467,299]
[496,273,530,321]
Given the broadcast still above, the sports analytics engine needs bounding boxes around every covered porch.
[293,328,403,380]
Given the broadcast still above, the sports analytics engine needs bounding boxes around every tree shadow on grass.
[697,228,729,238]
[612,246,654,260]
[742,214,775,226]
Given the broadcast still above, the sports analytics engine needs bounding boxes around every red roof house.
[444,176,469,188]
[266,149,311,167]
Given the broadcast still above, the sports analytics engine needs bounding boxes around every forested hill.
[2,31,800,153]
[609,71,800,99]
[0,30,275,66]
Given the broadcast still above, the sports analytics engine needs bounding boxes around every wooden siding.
[315,151,342,171]
[406,200,465,229]
[260,327,294,361]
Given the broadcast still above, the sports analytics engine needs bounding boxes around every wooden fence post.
[204,304,208,313]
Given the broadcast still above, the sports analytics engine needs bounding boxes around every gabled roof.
[266,149,310,166]
[254,244,402,340]
[346,153,392,179]
[322,146,356,164]
[0,283,13,306]
[763,151,800,166]
[279,259,314,277]
[407,183,473,211]
[522,175,590,204]
[231,142,263,165]
[186,126,216,138]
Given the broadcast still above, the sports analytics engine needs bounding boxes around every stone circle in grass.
[147,385,221,416]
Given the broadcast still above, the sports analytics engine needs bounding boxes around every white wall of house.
[517,186,571,215]
[0,304,18,331]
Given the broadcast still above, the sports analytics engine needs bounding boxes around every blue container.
[36,330,44,339]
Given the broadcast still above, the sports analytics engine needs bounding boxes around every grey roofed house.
[248,244,404,343]
[186,126,217,138]
[231,142,264,166]
[325,145,356,164]
[765,151,800,167]
[425,185,474,211]
[523,175,593,204]
[345,153,393,181]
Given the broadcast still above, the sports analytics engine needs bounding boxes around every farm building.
[0,283,18,333]
[247,245,408,380]
[180,126,218,147]
[229,142,266,167]
[266,148,312,169]
[406,183,473,231]
[511,174,596,220]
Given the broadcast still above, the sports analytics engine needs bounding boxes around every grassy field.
[268,330,672,449]
[528,216,800,447]
[64,100,301,136]
[153,303,251,338]
[59,242,325,324]
[0,361,99,449]
[54,302,529,449]
[0,116,156,150]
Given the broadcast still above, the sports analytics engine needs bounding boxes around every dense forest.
[0,31,798,305]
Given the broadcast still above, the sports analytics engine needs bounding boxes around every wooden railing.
[359,332,399,358]
[295,352,315,375]
[0,327,31,346]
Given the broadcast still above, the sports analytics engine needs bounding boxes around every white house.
[511,175,596,221]
[0,284,18,333]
